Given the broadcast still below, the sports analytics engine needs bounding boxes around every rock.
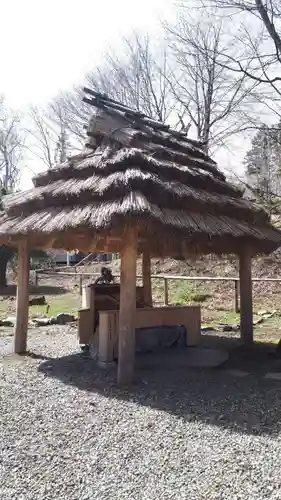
[222,324,240,332]
[0,319,14,327]
[201,325,215,332]
[253,317,264,325]
[135,325,186,353]
[257,309,276,317]
[262,313,274,320]
[257,310,268,316]
[4,316,16,326]
[33,318,52,326]
[56,313,76,325]
[192,293,212,303]
[29,296,47,306]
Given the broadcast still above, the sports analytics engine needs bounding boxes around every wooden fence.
[33,269,281,312]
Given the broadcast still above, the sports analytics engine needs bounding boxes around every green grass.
[212,310,240,325]
[169,281,211,305]
[29,295,79,318]
[0,293,80,319]
[151,279,212,305]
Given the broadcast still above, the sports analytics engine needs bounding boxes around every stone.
[264,372,281,381]
[135,325,186,353]
[262,313,274,320]
[222,324,240,332]
[29,296,47,306]
[201,325,215,332]
[33,318,52,326]
[0,319,14,327]
[224,369,250,377]
[97,360,116,369]
[4,316,16,326]
[56,313,76,325]
[257,309,276,317]
[253,317,264,325]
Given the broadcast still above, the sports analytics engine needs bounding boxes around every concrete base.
[224,369,250,377]
[137,347,229,370]
[97,360,116,369]
[264,372,281,381]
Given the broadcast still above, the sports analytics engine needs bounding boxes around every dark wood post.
[14,240,30,354]
[239,250,253,345]
[142,251,152,306]
[117,226,137,384]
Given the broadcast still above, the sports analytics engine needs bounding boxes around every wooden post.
[117,226,137,384]
[142,251,152,306]
[14,240,30,354]
[164,278,169,305]
[234,280,239,313]
[79,275,83,296]
[239,250,253,345]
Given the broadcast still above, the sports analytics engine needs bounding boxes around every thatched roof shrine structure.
[1,88,281,383]
[1,88,281,255]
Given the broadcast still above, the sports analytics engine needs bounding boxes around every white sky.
[1,0,172,108]
[0,0,251,188]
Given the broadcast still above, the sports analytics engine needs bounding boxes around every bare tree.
[50,91,87,146]
[0,96,25,288]
[27,106,70,169]
[165,12,258,151]
[0,96,24,191]
[200,0,281,98]
[90,33,175,122]
[50,33,176,142]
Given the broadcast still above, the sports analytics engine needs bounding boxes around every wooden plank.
[117,226,137,384]
[35,270,281,283]
[78,308,95,345]
[14,241,30,354]
[142,251,152,306]
[239,250,253,345]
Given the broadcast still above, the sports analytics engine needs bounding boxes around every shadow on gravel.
[25,351,53,361]
[38,347,281,436]
[0,284,69,297]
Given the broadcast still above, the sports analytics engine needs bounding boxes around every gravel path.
[1,327,281,500]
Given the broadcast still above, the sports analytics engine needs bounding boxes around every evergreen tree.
[244,123,281,215]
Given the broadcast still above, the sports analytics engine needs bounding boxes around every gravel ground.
[1,327,281,500]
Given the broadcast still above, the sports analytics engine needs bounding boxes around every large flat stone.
[223,369,250,377]
[138,347,229,369]
[264,372,281,381]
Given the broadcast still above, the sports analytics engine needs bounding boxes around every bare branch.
[0,96,24,191]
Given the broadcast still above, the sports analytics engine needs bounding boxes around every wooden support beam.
[14,240,30,354]
[239,250,253,345]
[117,226,137,384]
[142,251,152,307]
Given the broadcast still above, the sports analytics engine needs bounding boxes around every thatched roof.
[0,88,281,256]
